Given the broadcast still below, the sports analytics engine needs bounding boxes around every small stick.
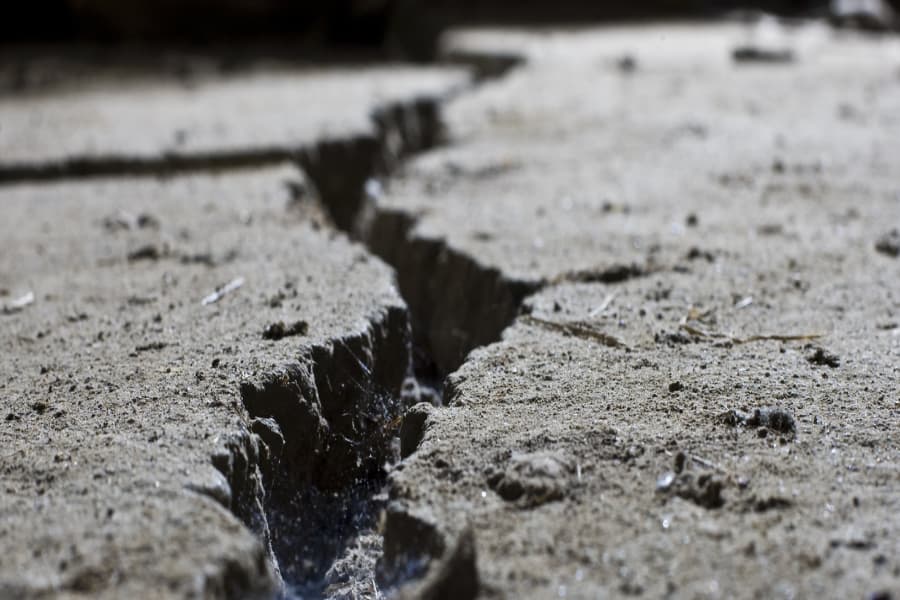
[523,315,626,348]
[201,277,244,306]
[588,293,616,318]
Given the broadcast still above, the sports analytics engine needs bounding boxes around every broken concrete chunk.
[723,407,796,436]
[487,450,575,507]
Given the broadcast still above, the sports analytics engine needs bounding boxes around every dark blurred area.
[1,0,897,59]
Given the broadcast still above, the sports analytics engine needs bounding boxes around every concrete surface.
[359,21,900,600]
[0,62,468,189]
[363,21,900,371]
[0,166,410,598]
[1,17,899,600]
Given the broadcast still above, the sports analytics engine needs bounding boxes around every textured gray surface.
[365,22,900,599]
[363,21,900,370]
[2,19,899,600]
[0,166,409,598]
[0,65,468,170]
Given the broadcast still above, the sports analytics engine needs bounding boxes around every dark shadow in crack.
[270,474,385,598]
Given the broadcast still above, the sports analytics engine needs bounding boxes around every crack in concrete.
[238,306,410,596]
[303,51,533,598]
[189,67,517,598]
[0,51,525,599]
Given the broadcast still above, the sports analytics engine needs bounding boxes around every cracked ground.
[1,18,899,600]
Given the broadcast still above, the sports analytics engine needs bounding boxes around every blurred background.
[3,0,897,60]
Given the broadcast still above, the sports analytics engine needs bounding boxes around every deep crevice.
[276,51,532,597]
[0,47,527,597]
[361,207,541,374]
[288,52,535,597]
[237,304,411,597]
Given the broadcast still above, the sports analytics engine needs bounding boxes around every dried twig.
[678,304,821,345]
[679,322,821,345]
[588,293,616,318]
[201,277,244,306]
[523,315,626,348]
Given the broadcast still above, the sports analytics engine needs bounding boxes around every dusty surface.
[0,165,411,598]
[366,21,900,599]
[1,18,899,600]
[364,22,900,371]
[0,62,467,175]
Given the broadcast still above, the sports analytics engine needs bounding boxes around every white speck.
[575,569,584,582]
[588,293,616,318]
[481,491,487,499]
[202,277,244,306]
[3,290,34,314]
[558,585,567,597]
[364,178,383,201]
[734,296,754,309]
[656,471,676,492]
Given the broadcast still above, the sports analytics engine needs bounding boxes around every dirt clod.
[732,46,794,64]
[724,407,796,435]
[127,244,162,262]
[658,470,726,509]
[875,229,900,257]
[686,247,715,262]
[487,451,574,507]
[807,347,840,368]
[563,263,643,284]
[261,320,309,341]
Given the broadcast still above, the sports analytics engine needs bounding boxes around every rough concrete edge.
[202,299,412,595]
[0,88,459,227]
[353,45,533,598]
[0,47,525,597]
[355,46,536,375]
[360,205,542,374]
